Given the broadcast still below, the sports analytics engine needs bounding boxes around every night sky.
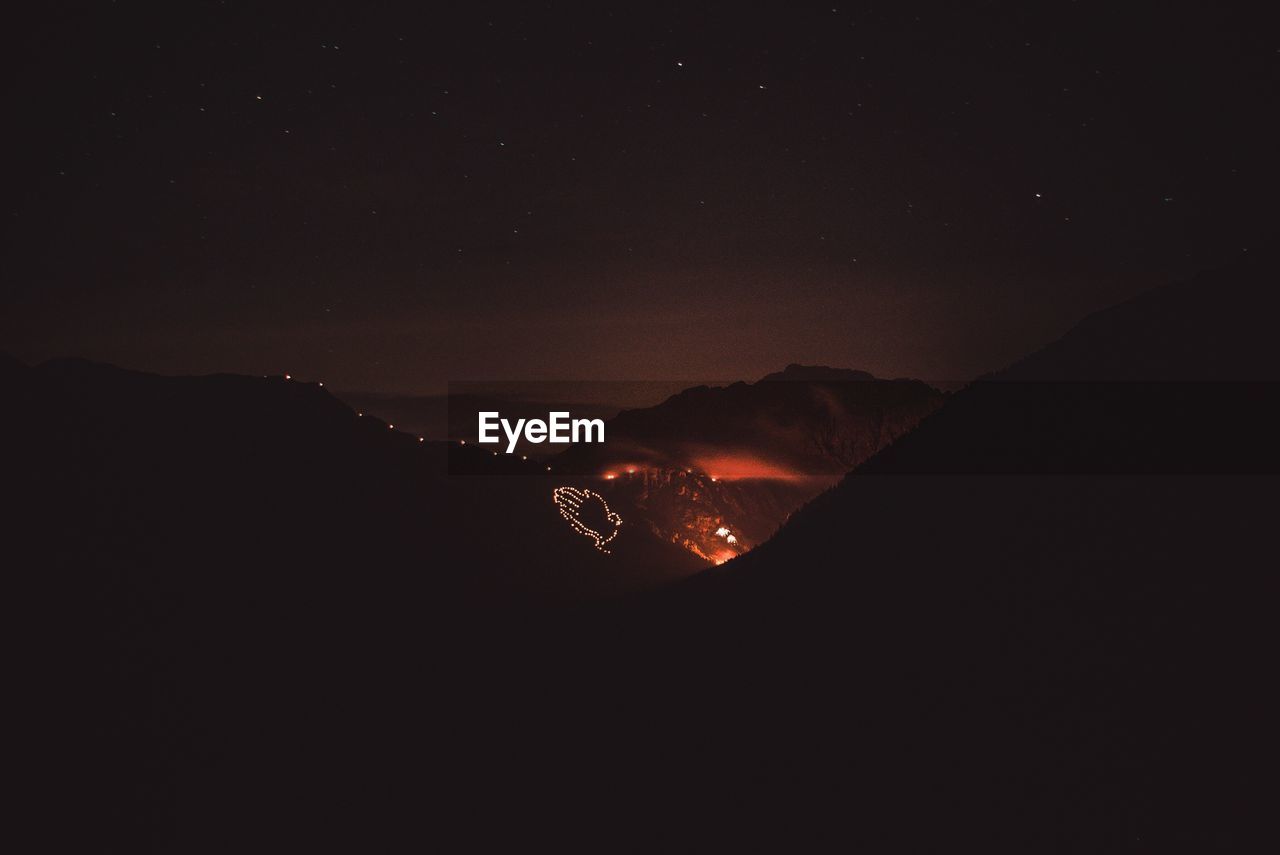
[4,1,1276,392]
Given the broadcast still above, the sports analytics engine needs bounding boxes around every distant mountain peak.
[758,364,875,383]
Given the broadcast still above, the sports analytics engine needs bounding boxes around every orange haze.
[687,453,804,481]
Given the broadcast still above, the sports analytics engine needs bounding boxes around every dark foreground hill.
[672,255,1280,847]
[4,355,709,849]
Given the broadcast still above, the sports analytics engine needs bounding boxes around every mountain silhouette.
[758,362,877,383]
[8,258,1279,850]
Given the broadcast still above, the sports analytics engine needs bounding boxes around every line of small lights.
[552,486,622,554]
[275,375,737,561]
[273,372,563,469]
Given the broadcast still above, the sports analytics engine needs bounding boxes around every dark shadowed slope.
[670,255,1280,848]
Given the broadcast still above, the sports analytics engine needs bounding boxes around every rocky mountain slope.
[553,364,943,562]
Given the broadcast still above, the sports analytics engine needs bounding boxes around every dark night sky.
[4,1,1276,392]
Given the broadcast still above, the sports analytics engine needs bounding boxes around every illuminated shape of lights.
[418,437,424,442]
[521,455,527,460]
[546,466,551,471]
[715,526,730,538]
[358,412,364,417]
[460,439,466,445]
[389,424,394,429]
[318,382,324,387]
[626,467,636,474]
[604,473,616,480]
[726,534,738,545]
[284,374,291,380]
[552,487,622,554]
